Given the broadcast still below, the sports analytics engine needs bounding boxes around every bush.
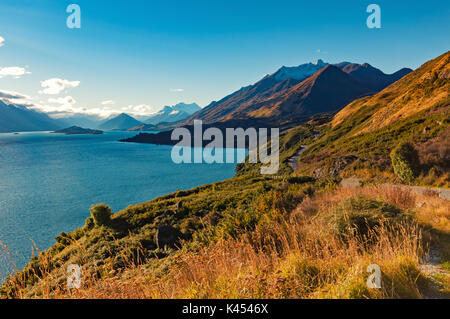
[90,204,112,226]
[55,232,71,246]
[390,142,420,183]
[85,217,95,230]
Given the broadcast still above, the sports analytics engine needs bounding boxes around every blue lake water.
[0,131,240,281]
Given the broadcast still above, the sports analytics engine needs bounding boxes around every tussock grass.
[4,185,446,299]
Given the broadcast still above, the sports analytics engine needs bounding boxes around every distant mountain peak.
[313,59,326,66]
[338,62,413,91]
[117,113,133,118]
[145,102,201,125]
[99,113,143,131]
[272,60,330,81]
[181,57,413,126]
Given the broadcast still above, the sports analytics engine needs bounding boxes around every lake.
[0,131,240,281]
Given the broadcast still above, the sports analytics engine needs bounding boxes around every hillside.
[2,123,449,299]
[296,51,449,187]
[244,65,373,120]
[126,123,159,132]
[99,113,144,131]
[52,126,103,135]
[0,100,63,133]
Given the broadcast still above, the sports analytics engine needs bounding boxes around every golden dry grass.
[3,185,449,299]
[332,51,449,133]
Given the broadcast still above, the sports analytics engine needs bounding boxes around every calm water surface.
[0,131,239,280]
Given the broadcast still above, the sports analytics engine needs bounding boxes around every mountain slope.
[339,63,412,91]
[99,113,144,130]
[0,100,64,133]
[53,126,103,135]
[185,65,374,125]
[333,51,449,133]
[297,51,449,186]
[248,65,374,120]
[183,61,411,126]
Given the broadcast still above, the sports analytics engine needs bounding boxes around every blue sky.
[0,0,448,118]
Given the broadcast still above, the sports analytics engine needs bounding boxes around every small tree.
[390,142,420,183]
[90,203,112,226]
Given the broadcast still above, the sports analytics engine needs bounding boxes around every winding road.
[288,145,307,171]
[288,150,450,200]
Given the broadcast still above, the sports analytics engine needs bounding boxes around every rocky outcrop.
[329,155,358,176]
[313,155,358,178]
[202,211,221,226]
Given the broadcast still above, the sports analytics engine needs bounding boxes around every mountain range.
[181,60,412,126]
[0,100,64,133]
[98,113,144,131]
[145,102,201,125]
[0,59,412,134]
[298,51,449,181]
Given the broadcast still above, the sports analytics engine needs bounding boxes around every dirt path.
[288,146,450,297]
[287,146,450,200]
[341,177,450,200]
[339,177,449,298]
[288,145,307,171]
[419,247,449,299]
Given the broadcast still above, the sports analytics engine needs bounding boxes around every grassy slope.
[0,126,315,297]
[1,122,448,299]
[297,52,450,187]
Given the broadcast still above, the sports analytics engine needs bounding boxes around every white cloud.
[39,78,80,95]
[170,88,184,92]
[31,103,119,119]
[0,37,5,47]
[0,89,34,105]
[121,104,159,116]
[101,100,116,105]
[0,66,31,78]
[1,88,159,119]
[0,89,29,100]
[48,96,76,107]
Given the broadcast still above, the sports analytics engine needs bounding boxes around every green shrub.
[85,216,95,230]
[90,203,112,226]
[55,232,71,246]
[390,142,420,183]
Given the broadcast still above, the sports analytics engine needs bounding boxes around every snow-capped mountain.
[272,59,328,81]
[145,102,201,125]
[182,59,412,126]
